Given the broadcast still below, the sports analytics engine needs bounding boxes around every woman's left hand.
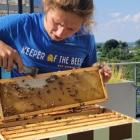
[99,64,112,83]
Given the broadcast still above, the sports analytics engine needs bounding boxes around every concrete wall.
[101,81,136,118]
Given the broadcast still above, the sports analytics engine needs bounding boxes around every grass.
[108,65,125,83]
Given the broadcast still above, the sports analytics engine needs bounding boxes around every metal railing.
[109,62,140,116]
[0,0,42,15]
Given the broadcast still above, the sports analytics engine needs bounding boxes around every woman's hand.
[99,64,112,83]
[0,40,24,73]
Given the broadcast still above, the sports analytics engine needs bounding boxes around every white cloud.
[110,12,121,18]
[122,15,131,22]
[108,12,140,23]
[94,12,140,42]
[132,12,140,22]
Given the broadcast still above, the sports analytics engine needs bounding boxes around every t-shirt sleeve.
[81,34,97,67]
[0,14,24,47]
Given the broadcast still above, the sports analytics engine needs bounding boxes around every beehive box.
[0,66,139,140]
[0,105,139,140]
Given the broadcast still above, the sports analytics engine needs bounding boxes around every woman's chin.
[51,34,63,41]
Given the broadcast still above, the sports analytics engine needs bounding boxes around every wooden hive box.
[0,66,139,140]
[0,108,139,140]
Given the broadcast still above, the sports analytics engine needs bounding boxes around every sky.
[93,0,140,42]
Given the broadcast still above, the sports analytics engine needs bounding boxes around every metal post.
[135,64,137,116]
[7,0,9,14]
[0,68,1,79]
[30,0,34,13]
[134,64,137,85]
[18,0,22,13]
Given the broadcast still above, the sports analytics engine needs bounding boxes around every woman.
[0,0,111,82]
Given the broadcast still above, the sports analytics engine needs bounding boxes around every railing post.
[30,0,34,13]
[6,0,9,14]
[134,64,137,85]
[18,0,22,13]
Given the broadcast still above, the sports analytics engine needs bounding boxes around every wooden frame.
[0,66,108,121]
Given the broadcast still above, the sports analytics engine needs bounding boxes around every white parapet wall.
[101,81,136,118]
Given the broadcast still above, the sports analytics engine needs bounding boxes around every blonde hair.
[44,0,94,26]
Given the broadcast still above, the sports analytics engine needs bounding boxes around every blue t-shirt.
[0,13,97,77]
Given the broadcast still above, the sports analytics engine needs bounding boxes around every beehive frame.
[0,66,107,121]
[0,105,139,140]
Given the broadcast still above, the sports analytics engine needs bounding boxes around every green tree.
[100,39,131,62]
[135,39,140,47]
[96,43,103,52]
[118,41,129,51]
[102,39,119,54]
[130,47,140,61]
